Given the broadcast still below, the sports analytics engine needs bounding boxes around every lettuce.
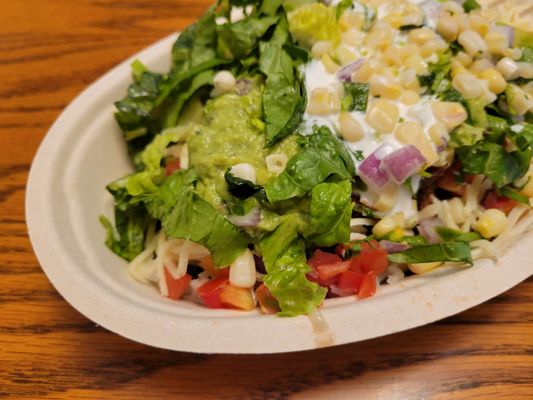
[260,16,307,146]
[342,82,369,112]
[113,125,192,197]
[100,205,150,262]
[146,169,250,266]
[260,216,326,316]
[449,123,484,147]
[303,180,353,247]
[388,242,472,264]
[457,141,525,188]
[265,126,355,201]
[287,3,340,48]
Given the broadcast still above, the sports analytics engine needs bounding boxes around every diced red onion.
[358,152,390,189]
[228,207,260,228]
[379,145,426,184]
[418,217,443,244]
[337,59,365,82]
[493,25,514,47]
[379,240,411,253]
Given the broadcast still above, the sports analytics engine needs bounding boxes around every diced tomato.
[220,284,256,311]
[196,278,229,308]
[164,269,192,300]
[198,256,230,278]
[165,157,181,176]
[307,268,338,288]
[483,191,518,215]
[255,284,280,314]
[351,241,389,275]
[358,271,377,299]
[332,270,365,297]
[307,250,342,269]
[316,261,350,281]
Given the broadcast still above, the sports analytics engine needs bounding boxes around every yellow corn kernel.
[451,60,468,78]
[408,261,443,274]
[428,122,449,148]
[436,14,458,42]
[484,29,509,55]
[342,28,363,47]
[420,37,448,58]
[475,209,508,239]
[452,72,485,99]
[353,60,378,83]
[456,13,471,33]
[518,62,533,79]
[338,112,364,142]
[496,57,520,80]
[388,227,406,242]
[369,74,402,100]
[454,51,473,67]
[405,54,427,74]
[338,9,364,31]
[508,85,533,116]
[372,216,397,238]
[399,68,422,91]
[391,212,405,228]
[479,68,506,94]
[408,27,436,45]
[469,14,490,36]
[458,30,487,57]
[402,6,424,28]
[400,90,421,105]
[364,22,395,49]
[311,41,333,60]
[321,54,340,74]
[335,45,357,66]
[365,99,399,134]
[307,88,340,115]
[431,101,468,130]
[395,121,439,166]
[469,58,495,75]
[504,47,522,61]
[372,184,399,213]
[384,11,403,29]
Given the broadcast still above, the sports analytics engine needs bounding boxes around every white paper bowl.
[26,32,533,354]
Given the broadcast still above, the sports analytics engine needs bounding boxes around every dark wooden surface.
[1,1,533,398]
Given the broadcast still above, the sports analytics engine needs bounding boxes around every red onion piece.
[337,59,365,82]
[379,240,411,253]
[418,217,443,244]
[380,145,426,184]
[228,207,260,228]
[358,152,390,189]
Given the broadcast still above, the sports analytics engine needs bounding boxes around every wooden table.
[2,1,533,398]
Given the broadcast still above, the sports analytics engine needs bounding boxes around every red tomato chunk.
[164,269,192,300]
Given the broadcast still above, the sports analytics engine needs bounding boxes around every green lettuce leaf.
[457,141,525,187]
[216,15,279,60]
[113,125,192,197]
[435,227,481,242]
[303,180,353,247]
[146,169,250,266]
[100,204,150,262]
[342,82,369,112]
[388,242,472,264]
[265,126,355,201]
[260,16,307,146]
[287,2,340,48]
[449,123,484,147]
[260,216,326,316]
[462,0,481,13]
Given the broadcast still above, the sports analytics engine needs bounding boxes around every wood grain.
[1,1,532,399]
